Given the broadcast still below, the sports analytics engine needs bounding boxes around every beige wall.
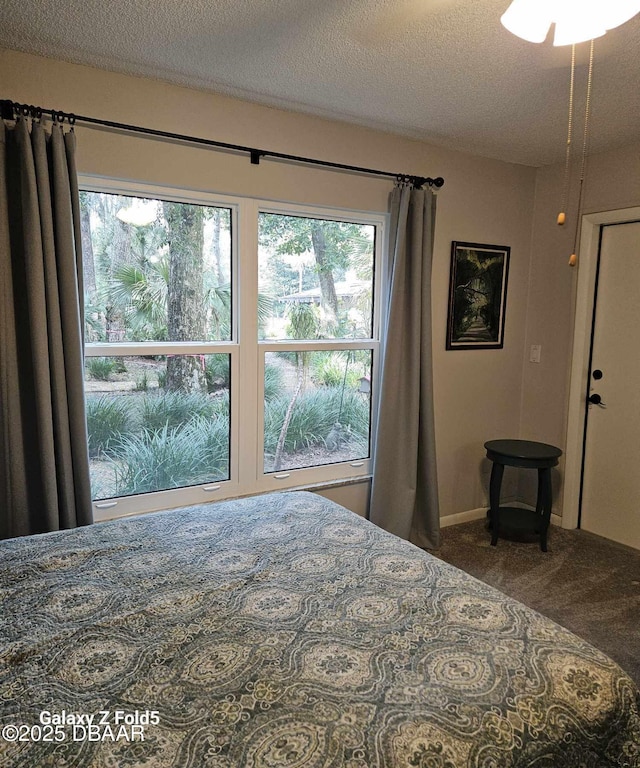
[1,48,538,520]
[314,482,370,519]
[519,142,640,514]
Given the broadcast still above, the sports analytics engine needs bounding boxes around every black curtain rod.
[1,99,444,190]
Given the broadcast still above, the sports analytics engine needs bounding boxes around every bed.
[1,491,638,767]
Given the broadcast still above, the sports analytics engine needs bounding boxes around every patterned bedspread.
[1,491,639,767]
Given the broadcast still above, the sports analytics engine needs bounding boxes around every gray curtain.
[0,118,93,539]
[369,182,440,549]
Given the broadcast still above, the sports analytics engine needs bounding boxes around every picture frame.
[446,241,510,350]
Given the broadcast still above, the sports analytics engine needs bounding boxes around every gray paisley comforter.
[1,491,639,767]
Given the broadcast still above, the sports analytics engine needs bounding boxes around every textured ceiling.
[1,0,639,166]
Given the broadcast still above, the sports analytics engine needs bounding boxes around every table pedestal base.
[486,507,546,546]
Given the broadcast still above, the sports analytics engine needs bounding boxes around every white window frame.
[79,177,385,521]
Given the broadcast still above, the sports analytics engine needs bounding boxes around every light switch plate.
[529,344,542,363]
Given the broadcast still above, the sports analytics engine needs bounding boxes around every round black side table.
[484,439,562,552]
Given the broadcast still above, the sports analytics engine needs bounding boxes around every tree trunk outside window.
[164,202,208,393]
[311,226,339,321]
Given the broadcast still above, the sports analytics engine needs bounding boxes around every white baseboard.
[440,506,562,529]
[440,507,487,527]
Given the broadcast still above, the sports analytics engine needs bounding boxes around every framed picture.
[446,241,510,350]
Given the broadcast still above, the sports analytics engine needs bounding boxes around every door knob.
[588,393,606,407]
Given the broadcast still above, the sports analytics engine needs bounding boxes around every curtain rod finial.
[1,100,15,120]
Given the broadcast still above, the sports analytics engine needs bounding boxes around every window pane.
[80,191,232,342]
[263,350,372,473]
[85,354,230,499]
[258,213,375,340]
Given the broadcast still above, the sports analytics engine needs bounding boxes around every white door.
[581,220,640,549]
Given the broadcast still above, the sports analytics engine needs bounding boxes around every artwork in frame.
[446,241,510,350]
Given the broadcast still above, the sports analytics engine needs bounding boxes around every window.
[258,213,375,475]
[80,180,383,519]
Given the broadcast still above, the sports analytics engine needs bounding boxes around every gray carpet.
[430,519,640,687]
